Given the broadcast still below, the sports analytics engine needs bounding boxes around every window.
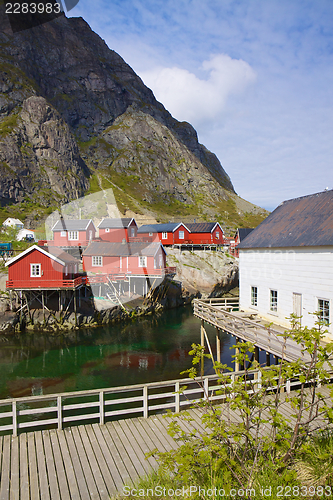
[270,290,278,312]
[216,231,220,239]
[162,232,168,239]
[179,231,185,239]
[139,256,147,267]
[149,232,153,236]
[60,231,66,237]
[92,256,103,267]
[318,299,330,325]
[30,264,41,277]
[68,231,78,241]
[251,286,258,307]
[105,228,110,232]
[131,228,135,237]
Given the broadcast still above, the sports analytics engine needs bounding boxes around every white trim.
[30,263,41,277]
[5,245,65,267]
[52,219,96,232]
[138,255,147,267]
[92,256,103,267]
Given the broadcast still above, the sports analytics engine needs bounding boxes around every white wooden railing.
[1,366,330,436]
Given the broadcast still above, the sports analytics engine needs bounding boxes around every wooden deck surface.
[0,386,332,500]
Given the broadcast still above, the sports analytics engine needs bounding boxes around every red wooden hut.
[185,222,224,244]
[6,245,82,289]
[52,219,96,247]
[137,223,191,246]
[98,218,138,243]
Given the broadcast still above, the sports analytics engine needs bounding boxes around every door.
[293,293,302,327]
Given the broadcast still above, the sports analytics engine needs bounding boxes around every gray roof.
[45,247,81,264]
[52,219,95,231]
[137,223,181,234]
[239,190,333,249]
[98,218,136,229]
[83,241,165,257]
[236,228,254,242]
[185,222,221,233]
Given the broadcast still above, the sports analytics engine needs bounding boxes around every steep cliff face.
[0,7,265,228]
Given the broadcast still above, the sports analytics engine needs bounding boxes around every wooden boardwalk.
[0,386,332,500]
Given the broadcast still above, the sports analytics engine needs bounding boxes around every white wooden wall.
[239,247,333,338]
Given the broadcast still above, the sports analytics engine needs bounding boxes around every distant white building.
[238,190,333,340]
[16,229,35,241]
[2,218,24,230]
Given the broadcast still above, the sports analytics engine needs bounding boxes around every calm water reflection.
[0,306,236,399]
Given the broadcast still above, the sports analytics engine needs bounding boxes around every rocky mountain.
[0,6,267,231]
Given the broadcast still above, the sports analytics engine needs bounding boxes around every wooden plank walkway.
[0,387,332,500]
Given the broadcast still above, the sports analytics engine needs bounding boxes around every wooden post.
[74,289,77,326]
[9,290,13,311]
[42,290,45,325]
[57,396,62,430]
[128,276,131,298]
[175,381,180,413]
[99,391,104,425]
[12,400,17,437]
[216,334,221,364]
[235,337,240,373]
[201,320,205,376]
[143,386,148,418]
[266,352,271,366]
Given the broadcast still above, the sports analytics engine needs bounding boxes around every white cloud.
[140,54,256,125]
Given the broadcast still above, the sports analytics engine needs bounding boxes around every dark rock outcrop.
[0,7,238,220]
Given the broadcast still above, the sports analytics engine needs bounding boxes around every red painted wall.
[99,228,128,243]
[83,252,166,275]
[53,221,96,246]
[8,248,64,286]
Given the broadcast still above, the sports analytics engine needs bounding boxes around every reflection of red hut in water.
[103,351,163,370]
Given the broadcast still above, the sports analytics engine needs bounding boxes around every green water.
[0,306,236,400]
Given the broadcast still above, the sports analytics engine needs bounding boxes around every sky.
[67,0,333,211]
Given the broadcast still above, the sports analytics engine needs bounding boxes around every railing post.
[175,382,180,413]
[204,377,209,400]
[286,379,291,394]
[57,396,62,430]
[143,386,148,418]
[12,400,17,437]
[99,391,104,425]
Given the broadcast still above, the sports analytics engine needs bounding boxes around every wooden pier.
[0,383,332,500]
[193,297,313,363]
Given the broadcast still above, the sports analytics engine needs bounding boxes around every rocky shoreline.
[0,280,197,335]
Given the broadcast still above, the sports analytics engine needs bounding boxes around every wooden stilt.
[216,334,221,364]
[201,320,205,376]
[74,289,77,326]
[42,291,45,325]
[9,290,13,311]
[235,337,240,372]
[128,277,131,298]
[266,352,271,366]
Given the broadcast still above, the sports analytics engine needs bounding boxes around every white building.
[2,218,24,229]
[16,229,36,241]
[238,190,333,340]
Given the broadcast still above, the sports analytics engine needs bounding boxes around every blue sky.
[68,0,333,211]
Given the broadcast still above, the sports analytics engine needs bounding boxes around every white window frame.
[138,256,147,267]
[30,263,41,277]
[251,286,258,307]
[318,298,330,325]
[162,232,168,240]
[60,231,66,237]
[270,289,278,312]
[179,230,185,239]
[68,231,79,241]
[215,231,220,239]
[149,232,153,237]
[105,228,110,232]
[131,228,135,237]
[92,256,103,267]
